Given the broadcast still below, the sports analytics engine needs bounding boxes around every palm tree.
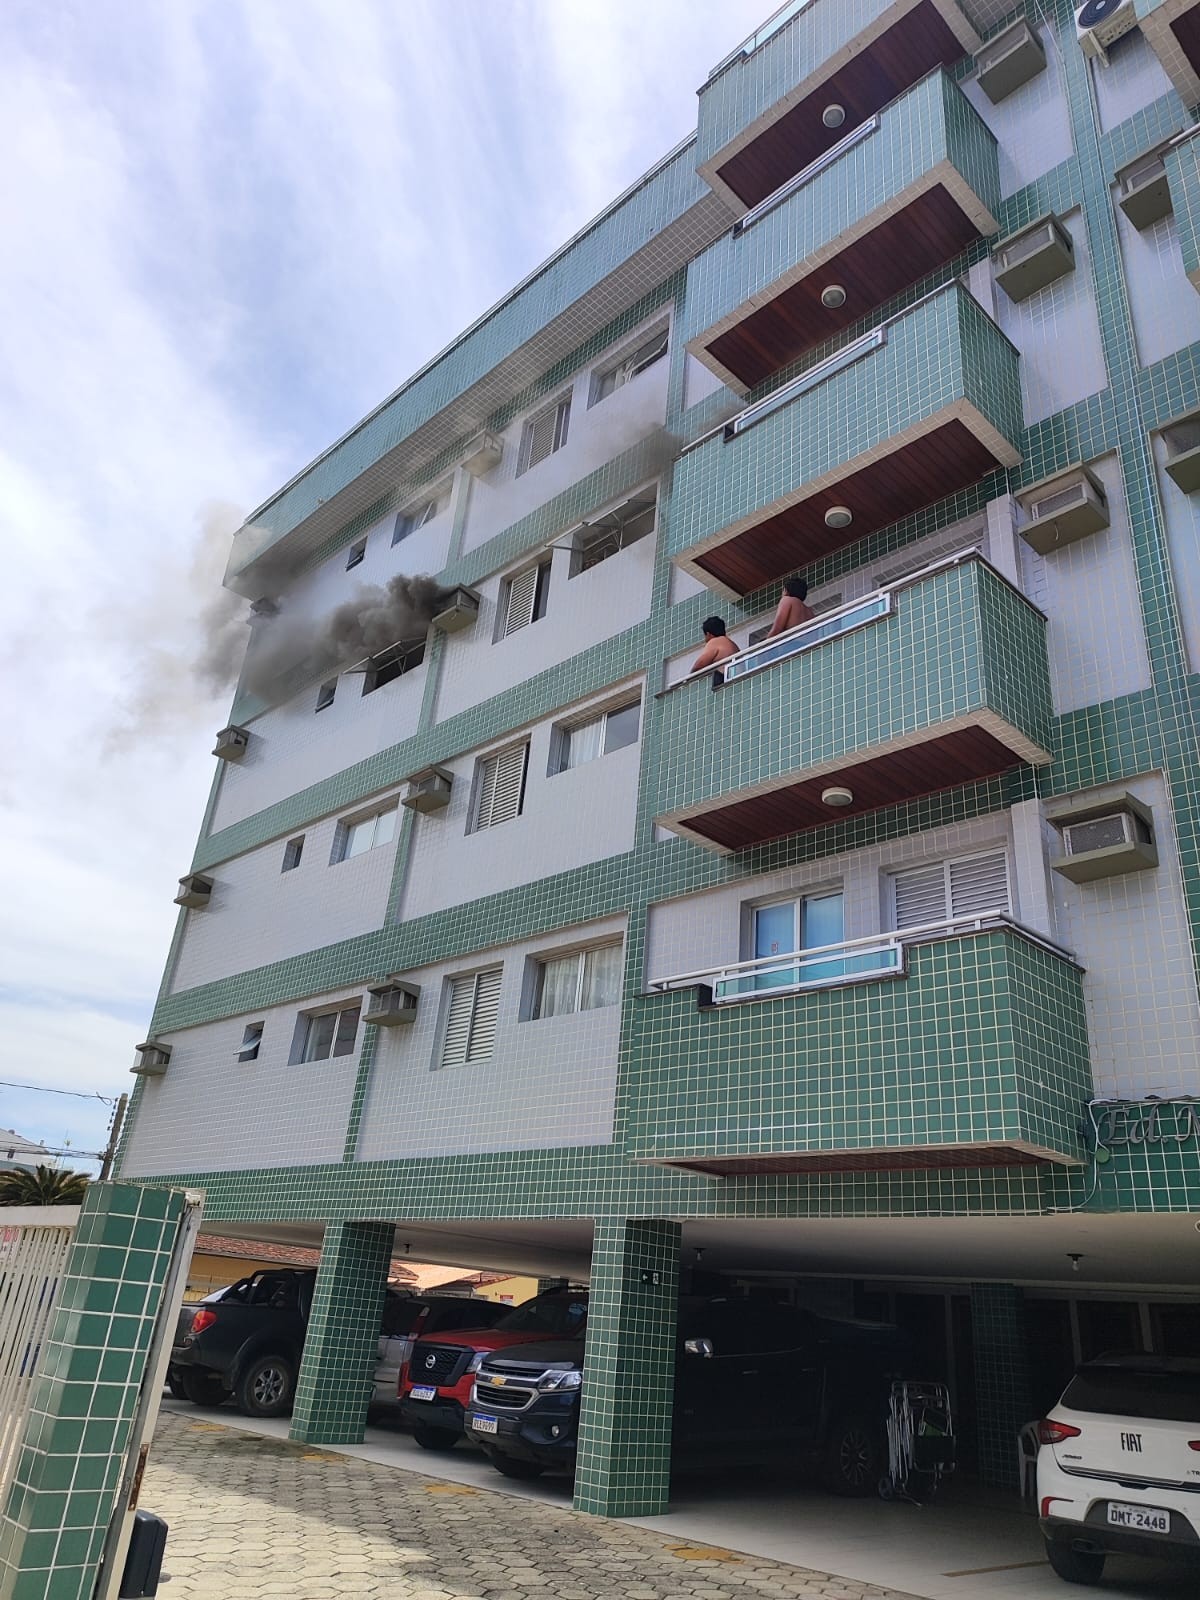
[0,1165,89,1206]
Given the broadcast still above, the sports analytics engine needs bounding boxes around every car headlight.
[467,1353,485,1374]
[538,1369,582,1392]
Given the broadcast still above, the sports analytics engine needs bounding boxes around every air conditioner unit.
[1049,794,1157,882]
[1076,0,1137,63]
[132,1040,171,1077]
[1117,150,1172,230]
[363,979,421,1026]
[174,873,213,909]
[1162,413,1200,492]
[976,18,1046,103]
[401,766,453,814]
[1018,466,1109,554]
[462,431,504,477]
[993,214,1075,301]
[212,724,251,761]
[431,587,480,634]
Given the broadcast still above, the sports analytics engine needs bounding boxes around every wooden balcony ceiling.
[718,1,968,208]
[678,725,1023,852]
[708,188,982,390]
[656,1146,1050,1176]
[696,419,1002,596]
[1173,3,1200,76]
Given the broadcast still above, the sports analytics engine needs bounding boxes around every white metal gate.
[0,1205,79,1505]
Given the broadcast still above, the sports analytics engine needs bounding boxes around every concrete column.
[572,1218,680,1518]
[971,1282,1033,1491]
[289,1220,393,1445]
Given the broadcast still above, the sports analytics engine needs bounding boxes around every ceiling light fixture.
[821,786,854,807]
[1067,1253,1083,1274]
[822,103,847,129]
[824,505,853,530]
[821,284,847,310]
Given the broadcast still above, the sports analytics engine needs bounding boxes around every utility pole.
[99,1093,128,1182]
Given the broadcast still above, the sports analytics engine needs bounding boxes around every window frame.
[345,538,367,570]
[330,803,399,865]
[568,489,658,578]
[529,940,624,1021]
[392,489,447,546]
[589,322,669,408]
[315,679,337,713]
[289,1002,362,1065]
[549,694,642,775]
[470,741,530,832]
[888,848,1011,932]
[496,560,551,640]
[237,1022,265,1063]
[360,636,427,695]
[281,836,305,873]
[517,393,572,476]
[438,967,503,1069]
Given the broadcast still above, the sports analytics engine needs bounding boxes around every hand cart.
[878,1379,955,1504]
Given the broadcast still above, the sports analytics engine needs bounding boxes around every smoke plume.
[241,573,452,700]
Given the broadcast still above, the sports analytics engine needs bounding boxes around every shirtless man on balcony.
[691,617,741,673]
[765,576,815,639]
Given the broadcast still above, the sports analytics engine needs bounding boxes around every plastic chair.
[1017,1421,1040,1506]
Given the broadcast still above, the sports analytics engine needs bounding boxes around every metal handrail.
[733,116,879,234]
[708,0,819,80]
[726,325,886,437]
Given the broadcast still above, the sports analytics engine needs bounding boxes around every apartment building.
[121,0,1200,1517]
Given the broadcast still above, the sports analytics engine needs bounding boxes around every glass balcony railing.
[723,593,890,683]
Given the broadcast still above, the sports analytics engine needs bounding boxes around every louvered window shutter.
[475,744,528,830]
[467,968,502,1061]
[502,566,540,637]
[948,851,1010,918]
[441,977,476,1068]
[892,864,949,930]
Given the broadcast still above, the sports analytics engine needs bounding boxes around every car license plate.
[409,1386,436,1402]
[1107,1502,1170,1533]
[471,1414,498,1435]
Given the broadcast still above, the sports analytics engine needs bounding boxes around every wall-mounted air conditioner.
[174,873,213,909]
[213,725,251,761]
[401,766,453,814]
[993,214,1075,302]
[976,18,1046,103]
[1117,149,1172,230]
[1049,793,1157,882]
[431,587,480,634]
[363,979,421,1026]
[1161,413,1200,492]
[132,1040,171,1077]
[1018,465,1109,554]
[462,432,504,477]
[1076,0,1137,64]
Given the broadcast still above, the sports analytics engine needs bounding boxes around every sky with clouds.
[0,1,766,1172]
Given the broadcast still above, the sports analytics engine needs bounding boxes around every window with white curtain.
[440,969,503,1067]
[889,850,1010,930]
[552,698,641,774]
[533,943,623,1019]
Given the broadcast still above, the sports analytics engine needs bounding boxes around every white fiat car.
[1038,1355,1200,1585]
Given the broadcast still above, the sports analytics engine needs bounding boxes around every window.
[281,836,304,872]
[551,698,641,774]
[315,679,337,713]
[290,1003,361,1064]
[890,850,1010,930]
[533,943,623,1019]
[440,969,502,1067]
[472,743,529,831]
[517,394,571,475]
[361,637,426,694]
[237,1022,264,1063]
[751,892,845,990]
[345,538,366,570]
[393,492,445,545]
[332,806,397,863]
[569,493,657,576]
[497,562,550,639]
[590,324,668,406]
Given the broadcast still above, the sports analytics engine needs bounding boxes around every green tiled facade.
[119,0,1200,1522]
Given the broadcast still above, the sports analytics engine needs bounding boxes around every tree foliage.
[0,1164,90,1206]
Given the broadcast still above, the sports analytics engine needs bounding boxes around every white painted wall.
[356,915,626,1160]
[459,312,672,557]
[1155,433,1200,674]
[172,795,403,992]
[1118,204,1200,369]
[961,20,1072,200]
[1046,774,1200,1099]
[1015,456,1152,713]
[1091,29,1175,136]
[120,983,367,1177]
[399,679,644,921]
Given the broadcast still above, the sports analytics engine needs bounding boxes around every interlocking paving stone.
[142,1412,922,1600]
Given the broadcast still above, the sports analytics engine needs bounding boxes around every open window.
[393,488,448,545]
[237,1022,265,1063]
[589,324,668,406]
[568,492,657,576]
[281,836,304,872]
[496,561,550,639]
[517,394,571,475]
[345,636,427,694]
[345,538,366,570]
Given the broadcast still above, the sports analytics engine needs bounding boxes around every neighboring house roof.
[0,1129,53,1170]
[194,1234,424,1286]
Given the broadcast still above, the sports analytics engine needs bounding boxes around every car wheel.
[821,1414,882,1497]
[166,1367,189,1401]
[179,1370,227,1407]
[488,1451,545,1480]
[1044,1539,1105,1586]
[235,1355,295,1418]
[411,1423,459,1451]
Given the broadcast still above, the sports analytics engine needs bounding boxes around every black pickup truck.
[465,1296,912,1491]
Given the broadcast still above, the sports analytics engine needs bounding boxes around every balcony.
[684,71,1000,392]
[1166,131,1200,294]
[626,921,1090,1174]
[1137,0,1200,109]
[654,553,1052,853]
[671,283,1022,598]
[696,0,981,212]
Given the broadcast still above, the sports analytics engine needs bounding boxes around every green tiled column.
[971,1283,1033,1491]
[573,1218,680,1518]
[289,1220,393,1445]
[0,1182,186,1600]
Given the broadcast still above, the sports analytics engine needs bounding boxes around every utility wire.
[0,1079,118,1104]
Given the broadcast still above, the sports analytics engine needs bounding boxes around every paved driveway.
[143,1409,918,1600]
